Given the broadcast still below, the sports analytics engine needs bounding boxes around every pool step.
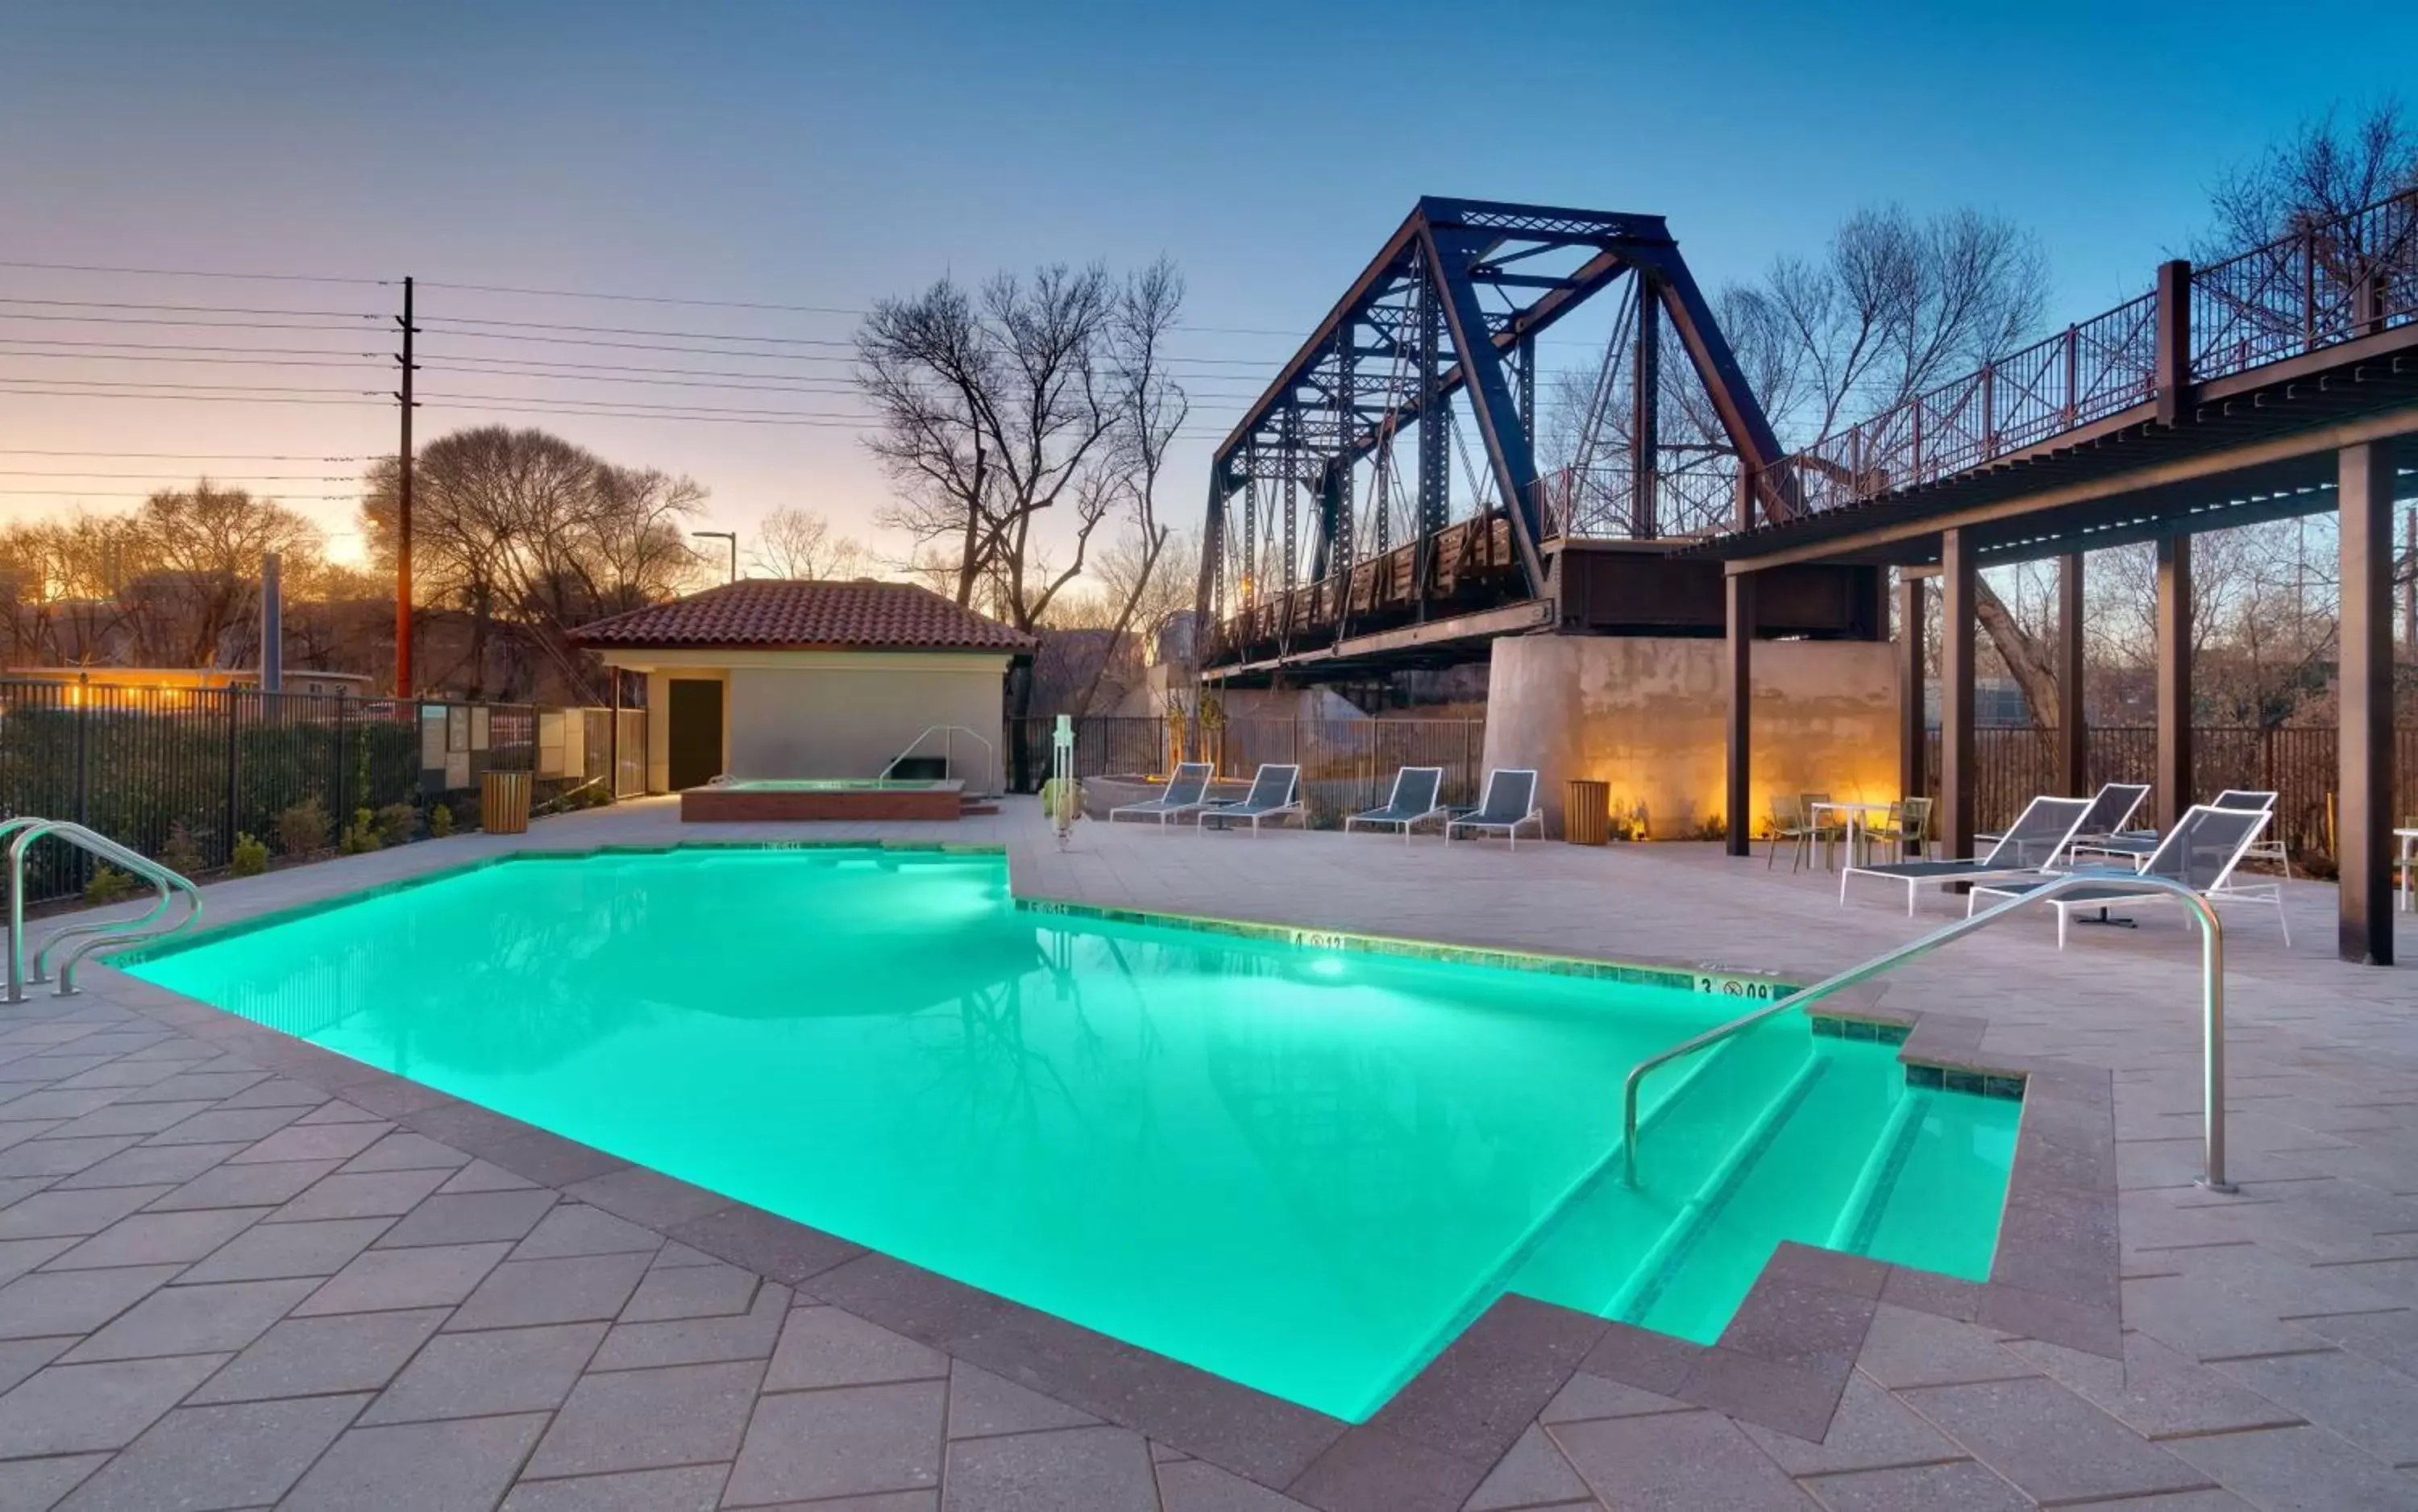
[959,798,1001,817]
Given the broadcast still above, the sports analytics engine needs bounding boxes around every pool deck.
[1,796,2411,1510]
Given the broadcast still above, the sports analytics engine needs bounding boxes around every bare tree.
[2205,100,2418,255]
[854,264,1123,631]
[748,505,868,579]
[1070,258,1188,716]
[363,426,707,700]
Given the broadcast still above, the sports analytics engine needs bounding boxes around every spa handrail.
[1620,872,2229,1190]
[879,724,999,797]
[5,817,203,1003]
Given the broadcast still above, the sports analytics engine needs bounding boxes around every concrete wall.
[1482,635,1899,839]
[612,650,1011,792]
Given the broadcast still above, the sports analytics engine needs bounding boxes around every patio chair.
[1863,796,1934,865]
[1765,795,1823,872]
[1107,762,1214,827]
[1978,782,2147,855]
[1445,769,1543,849]
[2070,789,2276,870]
[1344,766,1446,844]
[1968,803,2287,949]
[1837,795,2094,916]
[1194,763,1302,834]
[1799,791,1848,869]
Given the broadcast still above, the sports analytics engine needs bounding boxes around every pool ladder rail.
[879,724,1001,800]
[3,817,203,1003]
[1621,872,2231,1193]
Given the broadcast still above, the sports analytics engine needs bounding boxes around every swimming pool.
[120,845,2017,1420]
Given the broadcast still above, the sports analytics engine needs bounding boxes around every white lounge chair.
[1446,769,1543,849]
[1195,764,1302,834]
[1838,795,2094,916]
[2072,789,2279,870]
[1107,762,1214,826]
[1344,766,1446,844]
[1969,802,2287,949]
[1980,782,2149,858]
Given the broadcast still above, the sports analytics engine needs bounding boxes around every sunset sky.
[6,0,2415,572]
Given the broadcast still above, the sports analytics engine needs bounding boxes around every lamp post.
[692,530,737,584]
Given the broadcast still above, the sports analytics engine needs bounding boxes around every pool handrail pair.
[1621,871,2229,1192]
[878,724,999,798]
[4,817,203,1003]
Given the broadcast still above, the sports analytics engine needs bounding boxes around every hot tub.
[679,779,965,823]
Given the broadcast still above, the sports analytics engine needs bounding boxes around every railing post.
[2155,259,2192,426]
[2062,325,2079,425]
[1980,363,1996,459]
[224,687,241,862]
[2302,231,2317,352]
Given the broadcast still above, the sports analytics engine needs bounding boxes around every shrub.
[157,822,206,877]
[427,802,455,838]
[276,799,330,858]
[338,808,383,855]
[375,802,418,847]
[230,832,270,877]
[84,865,138,905]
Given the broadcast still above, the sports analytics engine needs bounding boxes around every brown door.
[667,679,724,790]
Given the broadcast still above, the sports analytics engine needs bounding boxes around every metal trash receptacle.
[480,770,533,835]
[1564,779,1611,845]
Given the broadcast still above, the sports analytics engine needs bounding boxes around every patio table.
[1809,800,1893,870]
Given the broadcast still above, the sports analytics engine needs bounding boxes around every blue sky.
[4,0,2414,565]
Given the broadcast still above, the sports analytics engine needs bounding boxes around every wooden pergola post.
[2059,552,2088,796]
[1899,571,1929,819]
[1726,571,1755,858]
[2156,534,2194,831]
[1940,530,1976,861]
[2339,442,2394,965]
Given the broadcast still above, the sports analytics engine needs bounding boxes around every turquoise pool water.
[123,847,2017,1420]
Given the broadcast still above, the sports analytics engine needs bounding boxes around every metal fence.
[1010,715,1488,828]
[1921,725,2418,859]
[0,679,646,903]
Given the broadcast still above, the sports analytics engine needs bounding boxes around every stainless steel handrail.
[6,818,203,1003]
[1622,873,2229,1191]
[879,724,999,797]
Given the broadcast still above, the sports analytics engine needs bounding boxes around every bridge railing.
[1748,185,2418,525]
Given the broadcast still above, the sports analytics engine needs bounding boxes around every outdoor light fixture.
[692,530,737,584]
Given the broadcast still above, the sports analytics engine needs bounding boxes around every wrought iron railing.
[1748,186,2418,523]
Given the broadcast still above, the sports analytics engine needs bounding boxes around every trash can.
[1564,779,1611,846]
[480,770,533,835]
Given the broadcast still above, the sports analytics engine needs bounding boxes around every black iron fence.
[1010,715,1488,828]
[1921,725,2418,860]
[0,679,646,903]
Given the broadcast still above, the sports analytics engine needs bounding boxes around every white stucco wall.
[613,650,1013,792]
[1482,635,1899,839]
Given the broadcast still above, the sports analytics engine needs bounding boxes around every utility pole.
[394,276,418,698]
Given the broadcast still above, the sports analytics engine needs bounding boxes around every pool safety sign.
[1694,973,1788,1001]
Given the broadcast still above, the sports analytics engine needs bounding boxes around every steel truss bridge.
[1194,197,1878,686]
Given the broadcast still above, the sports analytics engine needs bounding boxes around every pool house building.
[572,578,1036,792]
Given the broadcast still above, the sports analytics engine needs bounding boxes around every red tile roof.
[571,579,1037,654]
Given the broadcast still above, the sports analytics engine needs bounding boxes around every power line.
[422,280,859,316]
[0,297,383,319]
[415,399,868,429]
[0,257,386,285]
[0,338,385,358]
[0,312,383,333]
[0,351,388,370]
[0,470,357,480]
[418,389,868,419]
[0,376,382,396]
[0,449,365,460]
[0,488,359,498]
[0,386,380,406]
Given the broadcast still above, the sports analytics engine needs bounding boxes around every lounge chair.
[1195,764,1302,834]
[2071,789,2276,870]
[1107,762,1214,826]
[1837,795,2094,915]
[1977,782,2148,855]
[1446,769,1543,849]
[1344,766,1446,844]
[1969,803,2287,949]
